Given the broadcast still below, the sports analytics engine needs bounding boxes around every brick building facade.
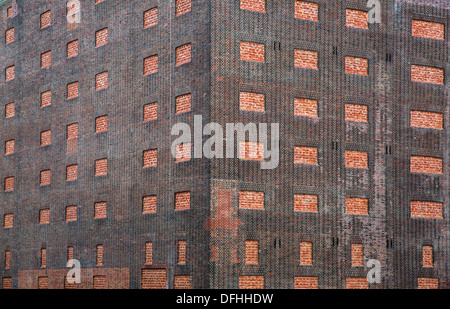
[0,0,448,289]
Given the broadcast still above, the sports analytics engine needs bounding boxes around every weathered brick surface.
[245,240,258,265]
[300,242,312,265]
[5,250,11,269]
[40,248,47,268]
[417,278,439,289]
[239,141,264,161]
[294,276,318,289]
[145,242,153,264]
[240,0,265,13]
[93,276,106,289]
[294,194,318,213]
[2,277,12,289]
[40,130,51,146]
[4,177,14,192]
[96,245,104,266]
[351,244,364,267]
[3,214,13,228]
[346,9,368,29]
[240,92,265,112]
[294,98,318,118]
[412,20,444,40]
[410,156,443,174]
[294,49,318,70]
[177,240,187,265]
[95,159,108,176]
[66,164,78,181]
[67,40,78,58]
[175,143,191,162]
[345,57,368,76]
[411,65,444,85]
[346,197,369,216]
[96,72,108,91]
[239,191,264,210]
[240,41,265,63]
[239,276,264,289]
[5,65,15,82]
[41,91,51,108]
[294,146,318,165]
[345,104,368,122]
[410,111,443,130]
[295,1,319,21]
[67,82,79,99]
[41,51,51,69]
[95,115,108,133]
[65,206,77,222]
[345,151,368,169]
[5,103,14,118]
[346,277,369,289]
[143,103,158,121]
[410,201,443,219]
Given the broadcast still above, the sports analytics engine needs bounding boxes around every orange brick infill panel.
[422,246,433,268]
[294,276,318,289]
[66,205,77,222]
[5,103,15,118]
[351,244,364,267]
[67,123,78,139]
[143,195,157,214]
[95,158,108,176]
[96,245,104,266]
[145,242,153,265]
[66,164,78,181]
[38,276,49,289]
[175,93,192,114]
[67,40,79,58]
[294,194,318,213]
[410,156,443,174]
[96,28,108,47]
[345,151,368,169]
[4,214,13,228]
[346,9,368,29]
[176,43,192,66]
[40,11,51,29]
[5,140,15,155]
[411,65,444,85]
[174,276,192,289]
[239,276,264,289]
[93,275,106,289]
[96,72,108,91]
[239,191,264,210]
[5,66,15,82]
[410,201,443,219]
[412,20,444,40]
[40,170,51,186]
[177,240,187,264]
[300,242,312,265]
[410,111,443,130]
[346,197,369,216]
[239,141,264,161]
[240,41,265,63]
[144,55,158,75]
[143,149,158,168]
[95,202,107,219]
[67,82,79,99]
[345,57,368,76]
[294,146,318,165]
[176,0,191,16]
[345,104,368,122]
[5,28,14,44]
[41,51,52,68]
[144,103,158,121]
[175,143,191,162]
[41,130,51,146]
[240,92,265,112]
[240,0,265,13]
[4,177,14,192]
[39,209,50,224]
[96,115,108,133]
[294,98,318,118]
[2,277,12,289]
[141,269,166,289]
[346,277,369,289]
[175,191,190,211]
[295,1,319,21]
[144,7,158,28]
[41,91,52,107]
[295,49,318,70]
[418,278,439,289]
[245,240,258,265]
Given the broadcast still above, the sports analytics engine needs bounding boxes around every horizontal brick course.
[346,277,369,289]
[418,278,439,289]
[141,269,166,289]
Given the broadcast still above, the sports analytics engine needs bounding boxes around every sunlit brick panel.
[143,195,157,214]
[39,209,50,224]
[3,214,13,228]
[422,246,433,268]
[239,141,264,161]
[41,91,52,108]
[174,276,192,289]
[240,42,265,63]
[239,276,264,289]
[5,140,14,155]
[294,98,318,118]
[5,251,11,269]
[5,28,14,44]
[345,104,368,122]
[95,159,108,176]
[66,206,77,222]
[410,201,443,219]
[175,93,192,114]
[40,11,51,29]
[6,6,13,18]
[145,242,153,265]
[175,191,190,211]
[66,164,78,181]
[294,194,318,213]
[245,240,259,265]
[41,51,51,68]
[95,115,108,133]
[40,130,51,147]
[94,202,107,219]
[239,191,264,210]
[295,1,319,21]
[40,248,47,268]
[141,269,166,289]
[96,245,104,266]
[2,277,12,289]
[40,170,51,186]
[67,40,79,58]
[240,0,265,13]
[176,0,191,16]
[4,177,14,192]
[294,277,318,289]
[411,65,444,85]
[345,151,368,169]
[294,146,318,165]
[345,57,368,76]
[418,278,439,289]
[96,72,108,91]
[300,242,313,265]
[5,103,15,118]
[351,244,364,267]
[38,276,48,289]
[144,7,158,28]
[176,43,192,66]
[410,111,443,130]
[143,149,158,168]
[144,103,158,121]
[346,277,369,289]
[346,197,369,216]
[5,65,15,82]
[412,20,444,40]
[95,28,108,47]
[67,82,79,99]
[346,9,368,29]
[240,92,265,113]
[144,55,158,75]
[294,49,318,70]
[177,240,187,265]
[410,156,443,174]
[175,143,191,162]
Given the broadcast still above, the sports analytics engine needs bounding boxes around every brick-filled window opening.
[240,92,265,113]
[417,278,439,289]
[94,202,107,219]
[7,6,13,18]
[40,11,51,29]
[67,82,79,99]
[345,56,368,76]
[67,246,74,261]
[175,143,191,162]
[95,28,108,48]
[345,104,368,123]
[294,49,318,70]
[5,139,15,155]
[177,240,187,265]
[175,93,192,114]
[5,103,15,118]
[40,248,47,268]
[144,55,158,75]
[294,194,318,213]
[3,214,13,228]
[422,246,433,268]
[143,149,158,168]
[96,245,104,266]
[240,41,265,63]
[351,244,364,267]
[38,276,49,289]
[294,276,318,289]
[239,141,265,162]
[95,158,108,176]
[95,0,105,4]
[4,176,14,192]
[41,51,52,69]
[67,123,78,154]
[239,276,264,289]
[175,191,191,211]
[411,65,444,85]
[294,146,318,165]
[40,170,51,186]
[294,98,318,118]
[295,1,319,21]
[346,9,368,29]
[144,7,158,28]
[40,130,51,147]
[144,103,158,121]
[300,242,313,266]
[346,197,369,216]
[245,240,259,265]
[141,269,167,289]
[96,72,108,91]
[5,28,14,45]
[66,164,78,181]
[410,156,443,174]
[95,115,108,133]
[5,250,11,269]
[5,65,15,82]
[67,40,79,58]
[143,195,157,214]
[239,191,264,210]
[345,151,368,169]
[65,205,77,222]
[176,43,192,67]
[240,0,265,13]
[410,201,443,219]
[93,276,106,289]
[412,20,445,40]
[410,110,444,130]
[39,209,50,224]
[41,91,52,108]
[176,0,191,16]
[2,277,12,289]
[145,242,153,265]
[346,277,369,289]
[174,276,192,289]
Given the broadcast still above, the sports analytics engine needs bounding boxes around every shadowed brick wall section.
[143,149,157,168]
[96,72,108,91]
[295,1,318,21]
[40,170,51,186]
[412,20,444,40]
[145,242,153,265]
[94,202,107,219]
[66,165,78,181]
[3,214,13,228]
[67,82,79,99]
[175,93,191,114]
[5,65,15,82]
[241,0,265,13]
[39,209,50,224]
